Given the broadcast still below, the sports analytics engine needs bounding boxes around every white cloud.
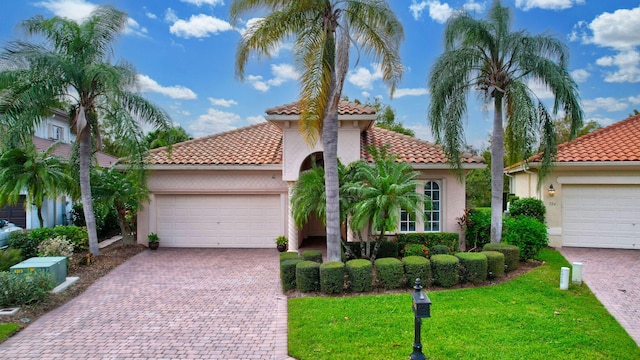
[169,14,233,38]
[348,65,383,90]
[628,95,640,105]
[586,6,640,51]
[209,97,238,107]
[394,88,429,98]
[180,0,225,6]
[527,79,554,100]
[165,8,179,23]
[581,97,629,114]
[585,116,615,126]
[35,0,145,36]
[571,69,590,83]
[136,74,197,99]
[515,0,584,11]
[410,1,484,23]
[246,64,299,92]
[596,50,640,83]
[188,108,239,138]
[247,115,266,124]
[146,12,157,20]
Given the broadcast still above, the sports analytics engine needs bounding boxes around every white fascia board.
[523,161,640,169]
[557,176,640,185]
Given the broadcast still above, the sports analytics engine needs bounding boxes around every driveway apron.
[559,247,640,346]
[0,248,291,360]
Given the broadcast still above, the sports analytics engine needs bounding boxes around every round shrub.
[280,252,302,263]
[374,257,404,289]
[38,236,74,260]
[402,256,431,288]
[482,251,505,278]
[320,261,345,294]
[483,243,519,272]
[346,259,373,293]
[431,254,459,287]
[296,261,320,292]
[302,250,323,263]
[280,258,303,291]
[503,216,549,261]
[464,208,491,250]
[455,252,488,284]
[8,230,39,259]
[430,244,450,255]
[403,243,428,257]
[509,197,545,223]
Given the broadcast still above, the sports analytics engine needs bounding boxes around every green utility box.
[10,256,67,286]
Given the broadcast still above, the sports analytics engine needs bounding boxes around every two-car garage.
[154,194,284,248]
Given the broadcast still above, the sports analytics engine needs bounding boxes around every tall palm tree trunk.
[79,128,100,256]
[490,94,505,243]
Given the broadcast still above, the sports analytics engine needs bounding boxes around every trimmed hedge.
[483,243,519,272]
[344,240,399,259]
[430,245,450,255]
[482,251,505,278]
[509,197,545,223]
[280,252,302,263]
[374,258,404,289]
[296,261,320,292]
[320,262,345,294]
[456,252,488,284]
[8,230,39,259]
[431,254,459,287]
[396,233,458,254]
[280,258,303,291]
[52,226,89,251]
[346,259,373,292]
[503,216,549,260]
[302,250,323,263]
[403,256,431,288]
[403,243,428,257]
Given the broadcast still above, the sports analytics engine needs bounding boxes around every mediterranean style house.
[138,101,484,250]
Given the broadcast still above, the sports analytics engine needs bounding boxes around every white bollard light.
[572,262,583,285]
[560,267,570,290]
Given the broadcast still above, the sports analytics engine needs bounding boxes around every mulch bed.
[1,240,145,330]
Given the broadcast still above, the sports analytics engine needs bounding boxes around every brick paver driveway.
[1,249,291,360]
[559,247,640,346]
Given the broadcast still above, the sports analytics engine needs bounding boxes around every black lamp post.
[410,278,431,360]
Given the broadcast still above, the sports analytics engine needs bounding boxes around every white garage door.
[155,194,283,248]
[562,185,640,249]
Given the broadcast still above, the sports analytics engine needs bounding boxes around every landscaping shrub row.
[396,232,459,255]
[279,244,518,294]
[8,225,89,259]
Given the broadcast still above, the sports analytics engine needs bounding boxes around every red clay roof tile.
[266,100,376,116]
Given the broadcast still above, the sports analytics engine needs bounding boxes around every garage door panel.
[156,194,283,248]
[562,185,639,249]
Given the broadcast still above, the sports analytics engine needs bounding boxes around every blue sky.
[2,0,639,149]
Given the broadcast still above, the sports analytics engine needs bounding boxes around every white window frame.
[396,179,444,234]
[50,124,64,141]
[423,180,441,232]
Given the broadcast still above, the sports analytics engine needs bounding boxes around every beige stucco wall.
[509,165,640,247]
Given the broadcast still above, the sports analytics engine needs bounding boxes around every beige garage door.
[155,194,283,248]
[562,185,640,249]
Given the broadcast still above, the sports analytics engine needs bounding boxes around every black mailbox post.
[410,278,431,360]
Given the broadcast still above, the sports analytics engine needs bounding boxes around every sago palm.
[231,0,404,261]
[0,6,172,255]
[428,0,582,243]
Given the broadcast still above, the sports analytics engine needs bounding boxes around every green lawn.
[289,249,640,359]
[0,323,20,342]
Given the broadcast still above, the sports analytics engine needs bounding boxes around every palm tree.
[428,0,582,243]
[0,6,172,256]
[230,0,404,262]
[346,146,425,259]
[0,142,71,227]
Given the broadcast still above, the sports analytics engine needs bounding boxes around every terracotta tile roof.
[148,122,283,165]
[525,114,640,164]
[147,122,483,166]
[266,100,376,116]
[32,136,118,167]
[362,127,484,164]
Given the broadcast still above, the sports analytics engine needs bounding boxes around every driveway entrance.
[559,247,640,346]
[0,249,291,359]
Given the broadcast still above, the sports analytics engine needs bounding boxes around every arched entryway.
[296,152,327,252]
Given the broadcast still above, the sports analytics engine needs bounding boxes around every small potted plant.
[274,235,288,252]
[148,232,159,250]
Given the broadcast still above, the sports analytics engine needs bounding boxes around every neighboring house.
[138,101,484,249]
[0,110,118,229]
[506,114,640,249]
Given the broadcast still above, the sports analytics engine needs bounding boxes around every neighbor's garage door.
[562,185,639,249]
[0,195,26,228]
[155,194,282,248]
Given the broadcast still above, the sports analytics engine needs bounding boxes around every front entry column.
[287,182,299,252]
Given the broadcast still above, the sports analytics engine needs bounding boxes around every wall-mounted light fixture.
[548,184,556,196]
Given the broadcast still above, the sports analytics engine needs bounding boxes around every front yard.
[288,249,640,359]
